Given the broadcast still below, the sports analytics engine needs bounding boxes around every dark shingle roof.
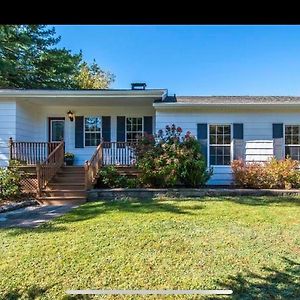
[170,96,300,104]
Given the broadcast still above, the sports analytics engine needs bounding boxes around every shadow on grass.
[209,195,300,206]
[0,284,51,300]
[1,198,204,236]
[57,198,204,223]
[216,257,300,299]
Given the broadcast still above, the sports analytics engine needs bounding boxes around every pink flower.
[177,127,182,133]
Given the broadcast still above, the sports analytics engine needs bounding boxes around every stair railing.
[84,142,103,190]
[36,141,65,196]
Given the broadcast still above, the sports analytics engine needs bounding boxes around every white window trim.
[207,123,233,168]
[284,124,300,159]
[125,117,144,143]
[84,116,102,147]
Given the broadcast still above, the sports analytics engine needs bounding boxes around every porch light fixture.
[67,110,75,122]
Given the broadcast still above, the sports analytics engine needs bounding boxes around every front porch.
[9,139,138,205]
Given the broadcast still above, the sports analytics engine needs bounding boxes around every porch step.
[59,167,85,174]
[37,196,87,206]
[42,189,87,197]
[51,176,85,183]
[40,165,87,205]
[47,183,86,190]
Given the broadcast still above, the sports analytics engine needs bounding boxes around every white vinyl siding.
[155,109,300,185]
[0,101,16,167]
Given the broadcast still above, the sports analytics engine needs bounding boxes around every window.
[209,125,231,165]
[285,125,300,160]
[126,117,143,143]
[85,117,101,146]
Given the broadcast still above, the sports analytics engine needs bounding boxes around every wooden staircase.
[37,166,87,205]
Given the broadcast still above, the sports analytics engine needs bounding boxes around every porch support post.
[8,137,13,161]
[36,164,42,197]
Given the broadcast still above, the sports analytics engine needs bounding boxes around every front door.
[49,117,65,142]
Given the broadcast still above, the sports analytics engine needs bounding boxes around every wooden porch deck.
[9,139,137,205]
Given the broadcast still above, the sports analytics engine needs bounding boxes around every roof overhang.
[0,89,167,98]
[153,102,300,110]
[0,89,168,106]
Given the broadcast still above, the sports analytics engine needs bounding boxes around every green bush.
[231,157,300,189]
[135,124,211,187]
[97,165,140,188]
[0,161,25,200]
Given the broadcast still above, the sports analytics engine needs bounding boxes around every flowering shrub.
[135,124,211,187]
[231,158,300,189]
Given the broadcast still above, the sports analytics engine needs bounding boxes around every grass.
[0,196,300,299]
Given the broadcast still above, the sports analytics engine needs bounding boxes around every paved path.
[0,205,77,228]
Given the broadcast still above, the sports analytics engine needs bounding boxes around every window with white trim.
[209,125,231,165]
[85,117,101,146]
[285,125,300,160]
[126,117,143,143]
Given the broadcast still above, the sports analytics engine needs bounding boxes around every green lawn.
[0,197,300,300]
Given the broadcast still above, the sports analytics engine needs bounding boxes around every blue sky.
[53,25,300,96]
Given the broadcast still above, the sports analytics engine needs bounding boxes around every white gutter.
[153,102,300,108]
[0,89,167,98]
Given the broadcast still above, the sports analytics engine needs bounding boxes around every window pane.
[217,134,223,144]
[210,155,216,165]
[292,135,299,145]
[217,126,224,134]
[51,120,64,142]
[216,156,223,165]
[285,126,292,134]
[210,146,216,156]
[210,125,216,134]
[293,126,299,135]
[223,134,231,144]
[224,156,231,165]
[224,146,231,156]
[216,146,223,156]
[285,135,291,145]
[224,126,230,134]
[210,134,216,144]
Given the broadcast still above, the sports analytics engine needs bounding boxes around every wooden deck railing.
[36,141,64,196]
[102,141,137,166]
[9,137,60,165]
[85,142,103,190]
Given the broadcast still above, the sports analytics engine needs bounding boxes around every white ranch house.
[0,85,300,203]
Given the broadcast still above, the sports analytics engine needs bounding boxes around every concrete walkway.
[0,205,77,228]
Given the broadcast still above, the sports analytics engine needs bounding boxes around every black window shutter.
[143,116,153,135]
[233,123,244,139]
[117,116,126,148]
[273,123,284,159]
[102,116,111,142]
[75,116,84,148]
[233,123,244,160]
[197,123,208,164]
[273,123,283,139]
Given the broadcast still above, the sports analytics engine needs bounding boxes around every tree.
[75,60,115,89]
[0,25,114,89]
